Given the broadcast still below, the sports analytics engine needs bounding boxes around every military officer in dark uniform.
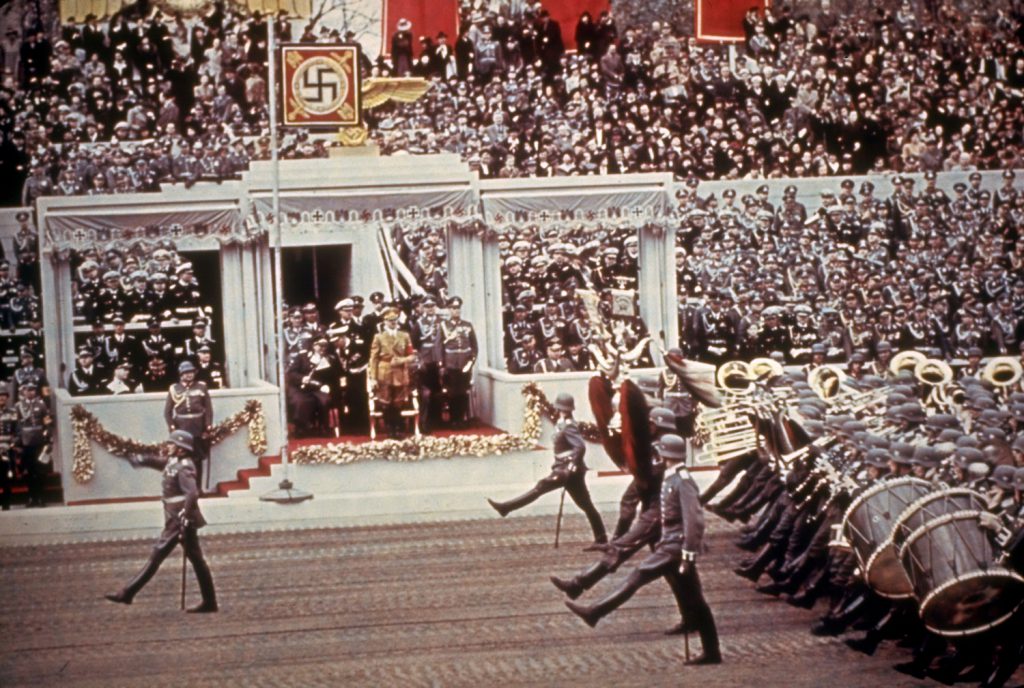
[13,211,39,291]
[441,297,477,427]
[194,345,225,389]
[122,271,151,320]
[283,308,313,367]
[565,434,721,665]
[12,348,47,401]
[757,307,792,360]
[141,317,174,363]
[487,393,607,545]
[789,304,818,364]
[14,381,51,507]
[168,262,202,319]
[67,347,109,396]
[183,318,215,362]
[105,430,218,613]
[164,361,214,491]
[410,296,444,432]
[145,273,173,320]
[694,292,735,364]
[95,271,126,322]
[0,385,16,510]
[534,338,574,373]
[140,356,173,392]
[331,330,369,434]
[509,333,543,374]
[505,303,535,358]
[103,315,140,371]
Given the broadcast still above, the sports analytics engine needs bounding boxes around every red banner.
[281,45,362,128]
[544,0,610,51]
[382,0,460,55]
[695,0,770,43]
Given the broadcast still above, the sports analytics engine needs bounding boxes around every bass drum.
[892,488,987,558]
[900,509,1024,637]
[841,477,932,599]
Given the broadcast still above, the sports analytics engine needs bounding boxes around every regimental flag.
[281,44,362,128]
[695,0,770,43]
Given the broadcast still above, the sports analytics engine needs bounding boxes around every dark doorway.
[282,245,351,322]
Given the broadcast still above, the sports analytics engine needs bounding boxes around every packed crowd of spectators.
[673,173,1024,368]
[55,239,226,396]
[372,2,1024,180]
[498,225,653,374]
[3,2,1024,205]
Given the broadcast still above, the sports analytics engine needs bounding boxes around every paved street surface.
[1,512,1019,687]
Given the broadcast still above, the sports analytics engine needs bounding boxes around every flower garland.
[70,400,268,484]
[293,383,603,465]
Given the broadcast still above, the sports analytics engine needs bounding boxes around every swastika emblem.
[291,56,349,116]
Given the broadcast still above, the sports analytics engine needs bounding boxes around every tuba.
[809,364,847,399]
[889,350,927,378]
[716,360,755,395]
[916,357,954,410]
[750,357,785,381]
[982,356,1023,389]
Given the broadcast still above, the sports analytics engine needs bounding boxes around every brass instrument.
[889,350,927,378]
[716,360,755,395]
[808,365,847,399]
[982,356,1023,392]
[749,357,785,380]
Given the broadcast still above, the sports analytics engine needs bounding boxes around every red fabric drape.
[695,0,770,43]
[382,0,460,55]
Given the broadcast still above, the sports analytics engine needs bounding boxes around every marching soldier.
[565,434,721,665]
[67,347,109,396]
[0,385,16,510]
[441,297,477,428]
[164,361,213,491]
[369,308,416,438]
[487,392,607,545]
[551,407,674,600]
[105,430,218,613]
[14,381,51,507]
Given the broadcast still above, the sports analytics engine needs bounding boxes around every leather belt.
[163,495,186,504]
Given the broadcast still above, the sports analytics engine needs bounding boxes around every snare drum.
[900,509,1024,637]
[841,477,932,598]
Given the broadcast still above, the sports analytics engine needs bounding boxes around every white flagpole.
[262,17,312,504]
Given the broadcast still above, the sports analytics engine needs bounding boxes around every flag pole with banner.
[261,16,313,506]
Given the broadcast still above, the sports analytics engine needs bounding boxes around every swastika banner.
[281,44,362,128]
[695,0,770,43]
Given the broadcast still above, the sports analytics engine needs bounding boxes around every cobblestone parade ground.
[1,512,1021,687]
